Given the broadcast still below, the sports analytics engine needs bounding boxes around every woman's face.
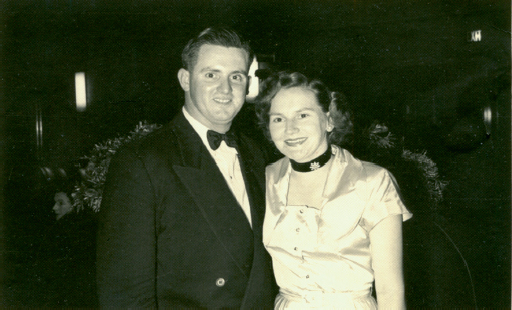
[53,192,72,220]
[269,87,331,162]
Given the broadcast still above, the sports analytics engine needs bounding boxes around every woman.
[53,191,74,220]
[256,72,412,309]
[37,188,98,306]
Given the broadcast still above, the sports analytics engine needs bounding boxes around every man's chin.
[212,114,238,125]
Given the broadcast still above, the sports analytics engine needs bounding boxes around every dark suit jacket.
[96,111,277,308]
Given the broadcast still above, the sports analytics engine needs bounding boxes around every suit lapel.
[170,113,254,277]
[234,134,278,308]
[235,137,265,237]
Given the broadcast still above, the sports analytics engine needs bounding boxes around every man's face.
[179,44,250,133]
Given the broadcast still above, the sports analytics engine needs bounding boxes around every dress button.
[294,247,298,251]
[296,228,300,232]
[299,209,304,214]
[215,278,225,287]
[306,275,310,279]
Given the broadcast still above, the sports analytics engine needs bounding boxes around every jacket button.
[215,278,225,287]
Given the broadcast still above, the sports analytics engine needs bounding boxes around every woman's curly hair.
[254,71,353,146]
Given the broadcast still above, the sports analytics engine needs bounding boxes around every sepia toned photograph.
[1,0,510,308]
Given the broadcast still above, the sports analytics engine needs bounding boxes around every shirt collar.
[182,106,214,152]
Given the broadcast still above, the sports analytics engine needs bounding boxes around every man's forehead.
[195,44,249,68]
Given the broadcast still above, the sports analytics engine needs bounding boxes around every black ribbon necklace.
[290,146,332,172]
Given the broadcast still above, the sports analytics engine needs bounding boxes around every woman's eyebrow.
[269,108,315,115]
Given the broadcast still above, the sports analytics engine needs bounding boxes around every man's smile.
[213,98,232,103]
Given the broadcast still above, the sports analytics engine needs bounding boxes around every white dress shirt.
[183,107,252,227]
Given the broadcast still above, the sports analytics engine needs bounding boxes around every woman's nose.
[285,119,298,133]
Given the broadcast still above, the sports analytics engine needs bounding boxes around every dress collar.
[272,145,365,208]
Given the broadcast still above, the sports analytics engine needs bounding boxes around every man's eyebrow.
[199,67,248,76]
[199,67,221,73]
[200,67,248,75]
[232,70,248,76]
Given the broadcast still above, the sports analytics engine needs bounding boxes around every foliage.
[71,120,447,213]
[357,121,448,210]
[71,121,162,212]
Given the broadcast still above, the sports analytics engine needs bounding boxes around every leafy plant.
[71,121,162,212]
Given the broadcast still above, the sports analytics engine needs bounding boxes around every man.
[96,27,277,307]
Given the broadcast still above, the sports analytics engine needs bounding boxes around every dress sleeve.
[360,167,412,231]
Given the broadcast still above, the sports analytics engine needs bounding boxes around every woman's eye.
[299,113,309,119]
[271,117,283,123]
[231,74,243,81]
[205,73,216,78]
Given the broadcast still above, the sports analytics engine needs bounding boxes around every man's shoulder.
[236,132,269,162]
[236,131,259,149]
[130,113,191,150]
[109,118,187,166]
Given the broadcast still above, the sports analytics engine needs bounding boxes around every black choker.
[290,147,332,172]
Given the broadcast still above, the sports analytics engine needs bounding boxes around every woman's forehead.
[271,87,320,111]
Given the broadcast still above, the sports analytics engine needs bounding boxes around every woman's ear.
[178,68,190,92]
[326,112,334,132]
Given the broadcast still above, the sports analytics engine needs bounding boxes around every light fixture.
[75,72,87,111]
[246,56,259,102]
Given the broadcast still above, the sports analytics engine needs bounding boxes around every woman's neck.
[287,157,333,208]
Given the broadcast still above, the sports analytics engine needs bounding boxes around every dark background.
[1,0,510,307]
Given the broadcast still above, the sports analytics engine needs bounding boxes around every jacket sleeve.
[96,147,157,307]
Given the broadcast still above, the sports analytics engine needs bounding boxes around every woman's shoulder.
[333,145,393,183]
[266,156,287,172]
[265,156,289,185]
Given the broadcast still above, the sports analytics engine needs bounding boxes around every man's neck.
[183,106,231,133]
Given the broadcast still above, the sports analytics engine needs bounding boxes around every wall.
[1,0,510,307]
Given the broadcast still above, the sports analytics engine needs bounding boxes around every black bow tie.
[207,130,238,150]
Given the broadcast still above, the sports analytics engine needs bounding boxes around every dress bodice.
[263,145,412,308]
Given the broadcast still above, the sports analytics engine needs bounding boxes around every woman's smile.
[284,137,307,147]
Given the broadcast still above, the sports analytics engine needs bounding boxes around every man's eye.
[205,73,216,78]
[231,74,245,82]
[299,113,309,118]
[271,117,283,123]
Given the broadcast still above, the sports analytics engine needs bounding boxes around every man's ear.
[178,68,190,92]
[245,75,252,95]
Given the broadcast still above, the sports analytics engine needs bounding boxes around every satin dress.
[263,145,412,309]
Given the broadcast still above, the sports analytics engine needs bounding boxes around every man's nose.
[218,78,232,94]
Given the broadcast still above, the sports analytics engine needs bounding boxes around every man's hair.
[181,26,253,71]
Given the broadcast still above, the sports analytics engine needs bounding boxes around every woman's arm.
[369,214,405,309]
